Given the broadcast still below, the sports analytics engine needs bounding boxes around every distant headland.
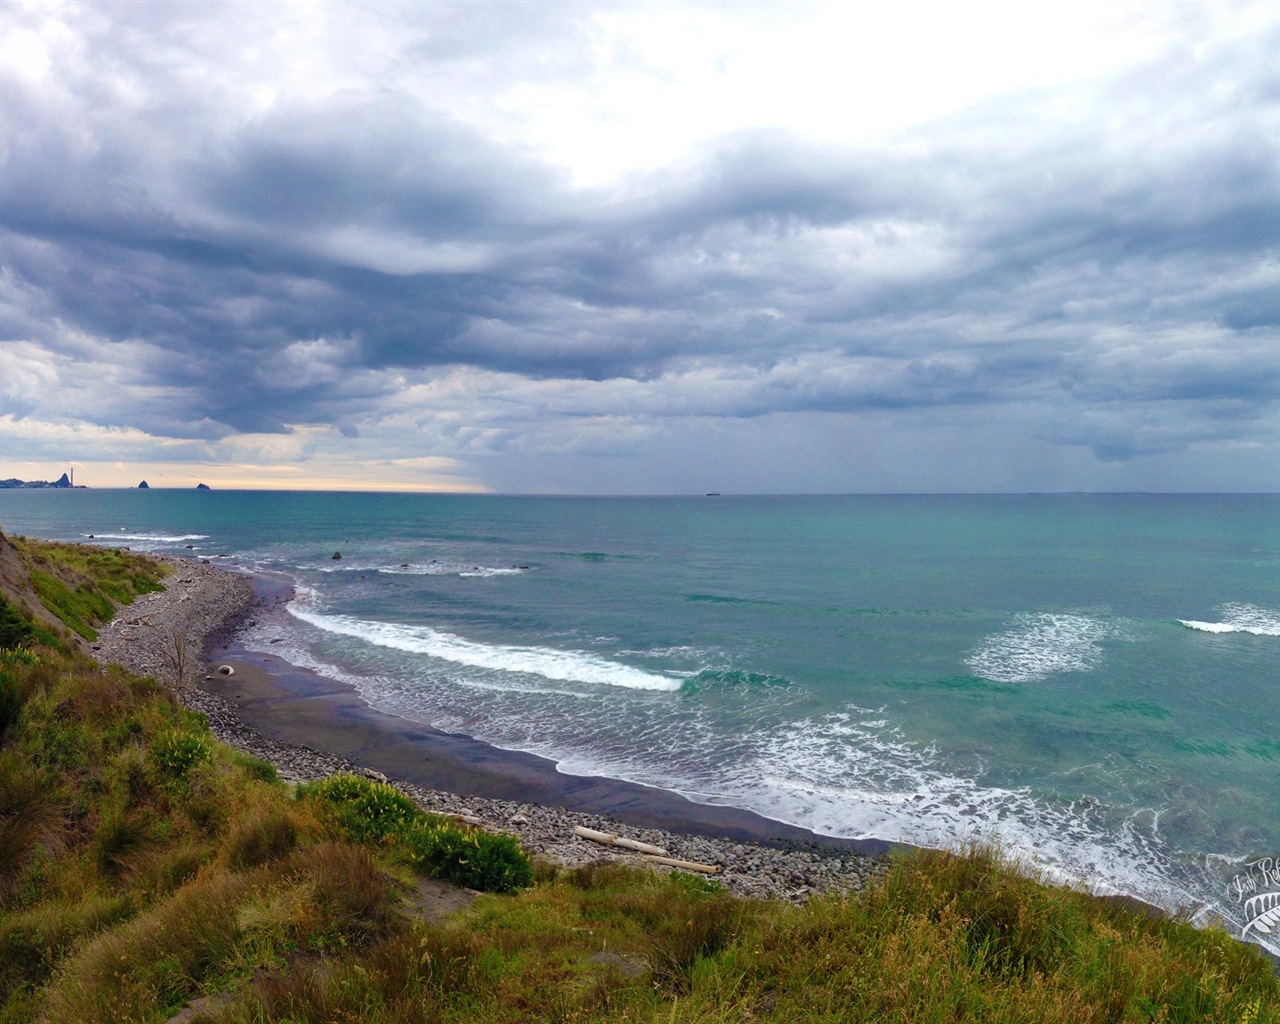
[0,471,87,489]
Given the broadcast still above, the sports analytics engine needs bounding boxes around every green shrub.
[299,773,533,893]
[402,820,533,894]
[149,730,211,782]
[297,773,419,843]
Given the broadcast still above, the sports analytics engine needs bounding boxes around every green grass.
[203,852,1280,1024]
[9,536,168,644]
[12,537,169,606]
[3,537,1280,1023]
[0,640,412,1024]
[0,597,32,650]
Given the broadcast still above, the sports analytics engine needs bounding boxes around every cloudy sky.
[2,1,1279,492]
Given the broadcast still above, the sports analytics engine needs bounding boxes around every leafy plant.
[297,773,420,843]
[402,819,534,894]
[299,773,534,893]
[149,730,211,782]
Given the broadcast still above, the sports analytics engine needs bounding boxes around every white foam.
[728,709,1193,911]
[91,532,210,542]
[287,604,683,692]
[504,700,1192,912]
[316,560,526,577]
[618,644,722,661]
[1179,603,1280,636]
[966,613,1118,683]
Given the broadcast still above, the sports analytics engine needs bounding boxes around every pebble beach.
[90,555,890,903]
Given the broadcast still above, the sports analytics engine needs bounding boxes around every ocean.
[3,490,1278,944]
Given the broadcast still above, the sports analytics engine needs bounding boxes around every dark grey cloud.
[3,3,1280,489]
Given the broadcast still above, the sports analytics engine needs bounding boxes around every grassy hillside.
[0,528,168,648]
[2,535,1278,1023]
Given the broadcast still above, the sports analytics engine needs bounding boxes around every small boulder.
[216,664,235,676]
[332,551,342,560]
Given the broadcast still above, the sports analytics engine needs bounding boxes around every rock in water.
[332,551,342,560]
[137,480,150,489]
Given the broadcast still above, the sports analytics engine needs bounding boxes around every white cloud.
[4,1,1280,493]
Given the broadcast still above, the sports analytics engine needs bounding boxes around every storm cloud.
[2,2,1279,491]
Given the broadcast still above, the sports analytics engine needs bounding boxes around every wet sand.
[202,640,893,857]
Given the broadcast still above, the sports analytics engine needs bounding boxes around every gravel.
[91,556,889,903]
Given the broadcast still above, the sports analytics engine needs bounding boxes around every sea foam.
[288,604,683,692]
[1179,603,1280,636]
[317,559,526,578]
[90,532,210,543]
[738,708,1194,914]
[966,613,1119,683]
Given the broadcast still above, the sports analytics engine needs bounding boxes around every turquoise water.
[4,490,1278,939]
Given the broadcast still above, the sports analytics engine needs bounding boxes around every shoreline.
[87,553,1192,925]
[92,555,893,900]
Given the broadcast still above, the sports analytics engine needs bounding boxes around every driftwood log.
[573,825,668,856]
[640,854,722,874]
[573,826,721,874]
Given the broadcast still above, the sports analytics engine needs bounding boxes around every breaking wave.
[288,603,683,692]
[1179,604,1280,636]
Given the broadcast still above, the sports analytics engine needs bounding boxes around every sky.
[2,1,1280,493]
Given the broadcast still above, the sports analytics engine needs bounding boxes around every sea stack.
[137,480,150,489]
[196,483,211,490]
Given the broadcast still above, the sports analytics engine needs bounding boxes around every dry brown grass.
[0,750,65,900]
